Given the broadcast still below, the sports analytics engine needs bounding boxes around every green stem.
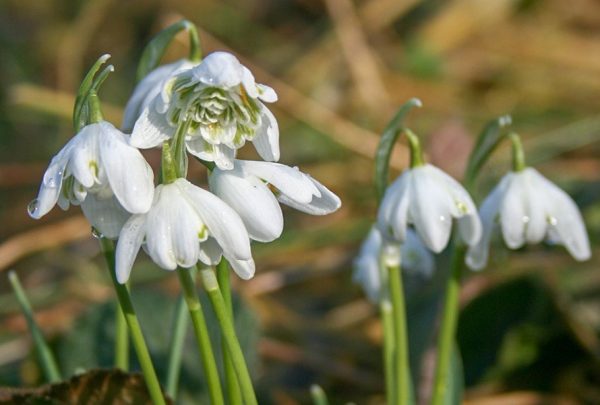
[216,259,243,405]
[176,267,224,405]
[509,132,526,172]
[387,264,411,405]
[431,245,466,405]
[200,267,258,405]
[8,271,61,383]
[114,304,129,370]
[380,300,396,405]
[172,120,191,178]
[165,295,189,400]
[404,129,425,168]
[99,238,166,405]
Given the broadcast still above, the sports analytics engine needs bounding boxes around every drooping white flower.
[130,51,279,170]
[122,59,196,132]
[115,178,254,283]
[28,121,154,238]
[466,168,591,270]
[208,160,341,243]
[353,227,435,302]
[377,164,482,253]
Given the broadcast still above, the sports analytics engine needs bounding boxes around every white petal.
[252,106,280,162]
[176,179,252,260]
[224,254,255,280]
[115,214,147,284]
[169,192,203,268]
[241,66,258,98]
[427,165,482,246]
[529,169,591,261]
[499,172,527,249]
[130,104,173,149]
[409,167,453,253]
[192,51,243,88]
[257,84,277,103]
[353,227,384,302]
[522,169,548,244]
[402,230,435,278]
[69,125,100,188]
[198,238,223,266]
[80,193,131,239]
[122,59,193,132]
[237,160,316,204]
[213,145,235,170]
[377,172,410,241]
[465,175,510,270]
[277,175,341,215]
[98,122,154,213]
[209,168,283,242]
[145,186,178,270]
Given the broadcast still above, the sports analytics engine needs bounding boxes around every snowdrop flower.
[377,164,482,253]
[130,51,279,170]
[466,168,591,270]
[353,227,435,302]
[28,121,154,238]
[115,178,254,283]
[208,160,341,243]
[122,59,196,132]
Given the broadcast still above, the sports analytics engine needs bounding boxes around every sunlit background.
[1,0,599,403]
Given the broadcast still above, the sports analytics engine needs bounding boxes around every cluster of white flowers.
[30,51,341,283]
[354,129,591,300]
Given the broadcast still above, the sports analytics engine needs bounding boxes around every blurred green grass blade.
[136,20,198,82]
[464,115,512,189]
[375,98,422,202]
[310,384,329,405]
[8,270,62,383]
[73,54,111,131]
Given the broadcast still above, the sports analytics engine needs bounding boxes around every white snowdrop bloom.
[466,168,591,270]
[28,121,154,238]
[130,51,279,170]
[377,164,482,253]
[115,178,254,283]
[208,160,341,243]
[353,227,435,303]
[122,59,196,132]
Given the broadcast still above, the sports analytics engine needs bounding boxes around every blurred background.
[1,0,600,403]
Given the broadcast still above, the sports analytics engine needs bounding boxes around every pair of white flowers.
[354,160,590,300]
[30,51,341,283]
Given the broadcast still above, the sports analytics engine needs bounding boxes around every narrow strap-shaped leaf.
[464,115,512,190]
[374,98,422,202]
[136,20,201,82]
[443,344,464,405]
[73,54,111,131]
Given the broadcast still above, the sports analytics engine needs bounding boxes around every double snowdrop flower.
[115,178,255,284]
[208,160,341,242]
[129,51,279,170]
[466,167,591,270]
[28,121,154,238]
[378,164,482,253]
[353,227,434,302]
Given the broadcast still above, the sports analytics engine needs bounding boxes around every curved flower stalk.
[208,160,341,243]
[466,167,591,270]
[130,51,279,170]
[122,59,196,132]
[28,121,154,238]
[353,227,434,302]
[115,178,255,284]
[377,163,482,253]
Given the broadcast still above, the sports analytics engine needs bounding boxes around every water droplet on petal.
[439,215,447,222]
[27,199,39,216]
[44,170,63,189]
[522,215,530,223]
[91,227,104,239]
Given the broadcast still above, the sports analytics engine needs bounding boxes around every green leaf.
[444,345,464,405]
[374,98,422,202]
[463,115,512,190]
[136,20,200,83]
[0,368,173,405]
[73,54,111,132]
